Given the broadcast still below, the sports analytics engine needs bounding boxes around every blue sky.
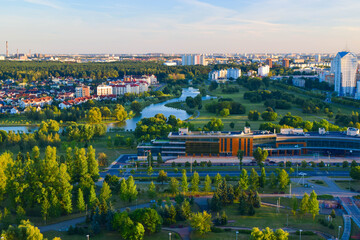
[1,0,360,54]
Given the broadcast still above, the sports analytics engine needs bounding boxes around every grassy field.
[334,180,360,192]
[179,84,358,131]
[309,180,328,187]
[190,231,321,240]
[43,230,181,240]
[223,204,343,237]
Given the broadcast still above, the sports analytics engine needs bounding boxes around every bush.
[211,226,224,233]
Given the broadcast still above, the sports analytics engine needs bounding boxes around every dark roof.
[338,51,350,58]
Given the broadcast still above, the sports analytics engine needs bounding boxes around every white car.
[298,172,307,176]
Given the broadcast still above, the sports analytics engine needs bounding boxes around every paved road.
[38,203,151,233]
[290,176,358,197]
[100,154,137,178]
[340,197,360,228]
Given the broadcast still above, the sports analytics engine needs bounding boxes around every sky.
[1,0,360,54]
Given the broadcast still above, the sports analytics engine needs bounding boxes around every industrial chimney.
[5,41,8,57]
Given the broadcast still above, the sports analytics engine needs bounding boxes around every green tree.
[147,166,154,177]
[299,193,309,215]
[180,199,192,220]
[89,185,98,207]
[88,107,102,123]
[157,153,163,164]
[41,196,50,224]
[278,169,289,190]
[250,227,264,239]
[87,145,99,181]
[126,176,138,202]
[308,190,320,220]
[253,147,268,166]
[220,108,230,117]
[157,170,168,184]
[250,168,259,190]
[203,175,212,192]
[2,220,44,240]
[239,169,249,191]
[190,171,200,192]
[131,100,142,113]
[119,178,128,201]
[113,104,128,122]
[189,211,213,235]
[148,181,156,198]
[275,228,289,240]
[269,172,277,188]
[181,170,189,193]
[237,150,244,170]
[100,181,112,204]
[291,195,298,216]
[259,167,266,188]
[169,177,179,194]
[350,166,360,180]
[214,173,222,189]
[77,188,86,213]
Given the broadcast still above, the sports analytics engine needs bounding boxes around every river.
[0,87,213,133]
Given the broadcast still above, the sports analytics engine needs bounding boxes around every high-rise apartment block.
[182,54,206,66]
[75,86,90,98]
[265,58,273,68]
[282,58,290,68]
[332,51,358,97]
[96,85,113,96]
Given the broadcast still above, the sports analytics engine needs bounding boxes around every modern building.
[182,54,206,66]
[282,58,290,68]
[137,127,360,158]
[258,65,270,77]
[75,86,90,98]
[96,85,113,96]
[332,51,358,97]
[315,54,321,63]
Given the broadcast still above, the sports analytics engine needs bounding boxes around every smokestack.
[29,49,31,57]
[5,41,8,57]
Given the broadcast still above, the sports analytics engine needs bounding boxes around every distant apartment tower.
[258,65,270,77]
[282,58,290,68]
[5,41,8,57]
[75,86,90,98]
[96,85,113,96]
[315,54,321,63]
[265,58,273,68]
[332,51,358,97]
[182,54,206,66]
[227,68,241,79]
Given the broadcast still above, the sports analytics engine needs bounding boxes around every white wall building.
[258,65,270,77]
[332,51,358,97]
[227,68,241,80]
[97,85,113,96]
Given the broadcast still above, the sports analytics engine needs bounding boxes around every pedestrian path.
[342,215,351,240]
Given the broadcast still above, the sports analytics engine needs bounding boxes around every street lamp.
[236,231,239,240]
[338,225,342,240]
[86,235,89,240]
[299,229,302,240]
[169,232,172,240]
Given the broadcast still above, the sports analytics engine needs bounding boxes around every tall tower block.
[6,41,8,57]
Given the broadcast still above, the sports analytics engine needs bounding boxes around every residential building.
[75,86,90,98]
[96,85,113,96]
[265,58,273,68]
[182,54,207,66]
[227,68,241,80]
[258,65,270,77]
[332,51,358,97]
[315,54,321,62]
[282,58,290,68]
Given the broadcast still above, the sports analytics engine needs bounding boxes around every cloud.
[24,0,62,9]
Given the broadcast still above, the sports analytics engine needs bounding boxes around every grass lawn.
[309,180,328,187]
[190,231,320,240]
[351,219,360,238]
[334,180,360,192]
[182,83,358,131]
[223,204,343,237]
[43,230,180,240]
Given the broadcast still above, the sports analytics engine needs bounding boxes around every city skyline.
[1,0,360,54]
